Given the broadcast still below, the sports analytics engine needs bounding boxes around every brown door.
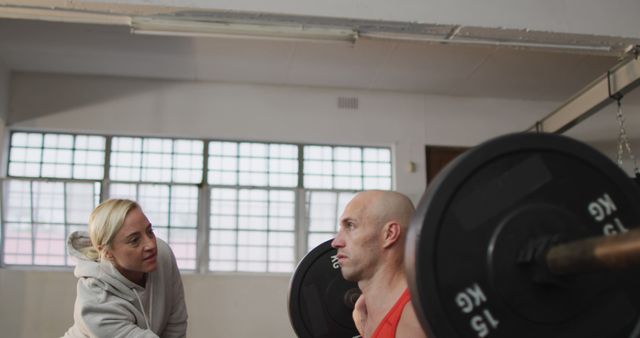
[425,146,468,185]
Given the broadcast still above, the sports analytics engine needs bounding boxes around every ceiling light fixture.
[360,32,613,54]
[0,6,130,26]
[130,17,613,54]
[130,17,359,43]
[0,6,624,55]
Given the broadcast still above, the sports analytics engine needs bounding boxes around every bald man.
[331,190,426,338]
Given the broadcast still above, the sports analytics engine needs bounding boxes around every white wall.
[589,139,640,177]
[0,269,293,338]
[8,72,555,201]
[0,61,8,166]
[2,72,557,338]
[0,61,7,121]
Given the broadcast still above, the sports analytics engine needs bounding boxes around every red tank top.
[371,288,411,338]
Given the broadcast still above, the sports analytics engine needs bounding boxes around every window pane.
[303,145,391,190]
[171,186,199,227]
[305,190,356,252]
[167,228,197,270]
[208,141,298,188]
[111,136,202,183]
[108,183,199,270]
[4,132,394,275]
[2,179,99,266]
[308,233,334,252]
[8,132,106,179]
[4,180,32,222]
[209,187,295,272]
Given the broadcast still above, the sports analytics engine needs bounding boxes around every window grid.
[110,137,203,184]
[209,187,296,273]
[3,131,393,273]
[2,178,100,266]
[108,136,204,270]
[208,141,299,188]
[305,190,357,251]
[303,145,392,190]
[207,140,301,273]
[109,182,199,271]
[8,131,106,180]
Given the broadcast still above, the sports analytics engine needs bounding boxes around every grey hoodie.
[62,231,188,338]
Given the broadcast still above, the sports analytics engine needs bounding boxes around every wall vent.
[337,96,358,110]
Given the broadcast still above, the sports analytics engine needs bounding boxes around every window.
[3,132,106,266]
[111,137,203,183]
[109,136,203,270]
[8,132,106,179]
[303,144,392,248]
[209,188,295,272]
[305,191,355,250]
[208,141,298,272]
[2,131,393,273]
[110,183,199,270]
[208,142,298,187]
[3,178,101,266]
[304,145,391,190]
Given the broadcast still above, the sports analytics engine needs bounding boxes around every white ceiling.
[0,18,628,100]
[0,17,639,141]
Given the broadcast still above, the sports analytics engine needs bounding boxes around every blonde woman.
[62,199,188,338]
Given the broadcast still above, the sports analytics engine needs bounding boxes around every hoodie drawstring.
[133,288,152,331]
[149,280,153,327]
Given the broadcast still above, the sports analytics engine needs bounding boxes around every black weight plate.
[406,133,640,338]
[288,239,361,338]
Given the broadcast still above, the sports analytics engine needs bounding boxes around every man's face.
[331,193,380,282]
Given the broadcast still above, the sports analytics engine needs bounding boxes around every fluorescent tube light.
[0,6,130,26]
[360,32,613,54]
[130,17,358,43]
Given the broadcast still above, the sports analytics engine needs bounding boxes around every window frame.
[1,130,394,274]
[0,176,102,267]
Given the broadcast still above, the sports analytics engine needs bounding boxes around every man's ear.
[382,222,401,248]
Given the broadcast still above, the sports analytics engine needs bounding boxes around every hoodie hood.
[63,231,187,337]
[68,231,144,302]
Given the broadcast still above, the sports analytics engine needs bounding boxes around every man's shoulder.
[397,300,427,338]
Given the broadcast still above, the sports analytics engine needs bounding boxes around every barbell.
[289,132,640,338]
[288,238,361,338]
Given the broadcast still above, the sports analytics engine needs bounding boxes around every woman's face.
[107,207,158,284]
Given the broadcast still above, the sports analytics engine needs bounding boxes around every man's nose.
[331,232,344,248]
